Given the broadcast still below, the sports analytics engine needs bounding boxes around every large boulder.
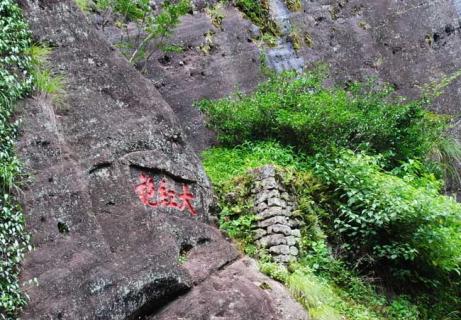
[16,1,308,319]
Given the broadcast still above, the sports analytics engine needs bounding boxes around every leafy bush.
[0,0,33,107]
[313,149,461,289]
[201,69,461,319]
[0,0,32,317]
[127,0,191,63]
[90,0,150,20]
[199,69,450,167]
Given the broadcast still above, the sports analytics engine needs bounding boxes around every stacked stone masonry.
[251,166,302,264]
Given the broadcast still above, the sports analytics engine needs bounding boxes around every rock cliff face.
[16,1,307,319]
[16,0,461,318]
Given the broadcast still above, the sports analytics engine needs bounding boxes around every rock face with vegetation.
[12,0,307,319]
[96,0,461,154]
[1,0,461,319]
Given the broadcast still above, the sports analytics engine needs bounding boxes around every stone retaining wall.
[251,166,302,264]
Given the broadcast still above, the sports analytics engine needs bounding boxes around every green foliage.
[33,68,64,96]
[387,297,420,320]
[0,0,32,317]
[260,33,278,47]
[127,0,191,63]
[284,0,301,11]
[200,68,452,167]
[0,0,33,107]
[113,0,150,21]
[160,43,185,53]
[23,44,65,106]
[201,68,461,319]
[91,0,150,21]
[313,150,461,289]
[429,136,461,187]
[235,0,279,36]
[90,0,191,64]
[75,0,90,12]
[260,248,422,320]
[288,29,302,51]
[202,141,306,185]
[212,171,258,254]
[206,2,225,29]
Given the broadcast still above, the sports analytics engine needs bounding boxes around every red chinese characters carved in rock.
[135,173,197,216]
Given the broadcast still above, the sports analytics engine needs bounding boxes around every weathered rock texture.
[151,257,308,320]
[251,166,302,264]
[16,1,308,319]
[97,3,265,152]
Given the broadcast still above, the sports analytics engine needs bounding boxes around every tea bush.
[199,69,449,167]
[202,144,432,320]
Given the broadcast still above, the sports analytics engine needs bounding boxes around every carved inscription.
[135,173,197,216]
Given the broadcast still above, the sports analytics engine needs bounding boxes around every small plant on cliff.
[128,0,191,63]
[27,44,65,99]
[90,0,191,66]
[0,0,33,317]
[284,0,301,11]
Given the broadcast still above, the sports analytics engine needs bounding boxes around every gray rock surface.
[251,166,301,264]
[151,257,308,320]
[103,6,265,153]
[16,1,307,319]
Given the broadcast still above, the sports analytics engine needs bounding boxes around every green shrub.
[235,0,279,35]
[313,150,461,288]
[0,0,33,317]
[91,0,150,21]
[199,69,450,167]
[387,297,420,320]
[202,141,306,185]
[201,69,461,319]
[0,0,33,107]
[131,0,191,60]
